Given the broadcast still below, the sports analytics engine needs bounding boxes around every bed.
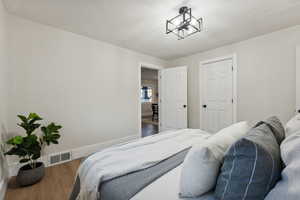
[70,116,300,200]
[69,129,214,200]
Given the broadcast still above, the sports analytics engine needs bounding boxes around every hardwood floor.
[5,159,81,200]
[142,122,158,137]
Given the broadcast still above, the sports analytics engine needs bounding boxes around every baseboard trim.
[0,179,7,200]
[8,134,140,177]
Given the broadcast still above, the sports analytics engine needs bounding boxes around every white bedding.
[77,129,211,200]
[131,165,215,200]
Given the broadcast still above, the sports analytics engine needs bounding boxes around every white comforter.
[76,129,211,200]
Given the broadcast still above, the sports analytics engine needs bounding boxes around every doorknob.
[202,105,207,108]
[183,105,187,108]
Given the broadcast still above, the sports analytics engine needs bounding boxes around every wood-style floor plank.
[5,159,81,200]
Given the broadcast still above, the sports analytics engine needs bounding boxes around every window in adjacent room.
[141,86,153,102]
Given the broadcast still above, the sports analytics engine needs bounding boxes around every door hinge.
[232,66,234,71]
[232,99,234,103]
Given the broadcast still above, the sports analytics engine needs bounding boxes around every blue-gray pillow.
[255,116,285,145]
[214,123,282,200]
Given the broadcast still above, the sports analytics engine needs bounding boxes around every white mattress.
[131,164,215,200]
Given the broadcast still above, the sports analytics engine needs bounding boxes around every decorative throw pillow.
[179,122,250,198]
[214,123,282,200]
[255,116,285,144]
[265,130,300,200]
[285,114,300,137]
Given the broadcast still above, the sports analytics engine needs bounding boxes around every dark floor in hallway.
[142,122,158,137]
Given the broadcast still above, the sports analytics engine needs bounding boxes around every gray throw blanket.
[70,148,190,200]
[73,129,210,200]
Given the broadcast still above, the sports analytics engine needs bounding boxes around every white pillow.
[179,121,250,198]
[285,114,300,137]
[265,130,300,200]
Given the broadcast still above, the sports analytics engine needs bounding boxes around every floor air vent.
[50,154,61,165]
[61,152,71,161]
[49,151,72,165]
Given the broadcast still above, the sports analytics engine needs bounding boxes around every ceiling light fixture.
[166,6,203,40]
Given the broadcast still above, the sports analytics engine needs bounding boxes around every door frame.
[199,54,238,130]
[138,62,163,137]
[296,46,300,113]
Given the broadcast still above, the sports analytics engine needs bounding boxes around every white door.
[160,66,188,131]
[201,59,234,133]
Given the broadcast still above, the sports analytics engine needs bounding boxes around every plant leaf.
[6,138,15,145]
[5,147,27,157]
[6,136,23,145]
[18,113,43,135]
[17,115,27,123]
[41,122,62,146]
[20,158,30,163]
[13,136,23,145]
[28,113,43,121]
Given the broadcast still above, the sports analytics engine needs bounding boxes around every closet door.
[201,58,234,133]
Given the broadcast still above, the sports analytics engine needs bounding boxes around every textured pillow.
[215,123,282,200]
[255,116,285,145]
[285,114,300,137]
[179,122,250,198]
[265,130,300,200]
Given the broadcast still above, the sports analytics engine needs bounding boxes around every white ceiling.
[4,0,300,60]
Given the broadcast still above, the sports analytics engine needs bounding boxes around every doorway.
[200,55,237,133]
[138,64,188,137]
[140,66,160,137]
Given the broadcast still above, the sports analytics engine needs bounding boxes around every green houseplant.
[5,113,62,186]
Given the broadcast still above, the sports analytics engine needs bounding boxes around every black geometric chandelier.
[166,6,203,40]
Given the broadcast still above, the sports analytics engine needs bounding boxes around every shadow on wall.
[0,123,9,182]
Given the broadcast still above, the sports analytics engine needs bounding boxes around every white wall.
[4,7,300,163]
[6,15,166,154]
[0,0,8,198]
[168,25,300,128]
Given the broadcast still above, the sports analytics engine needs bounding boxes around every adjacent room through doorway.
[141,67,159,137]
